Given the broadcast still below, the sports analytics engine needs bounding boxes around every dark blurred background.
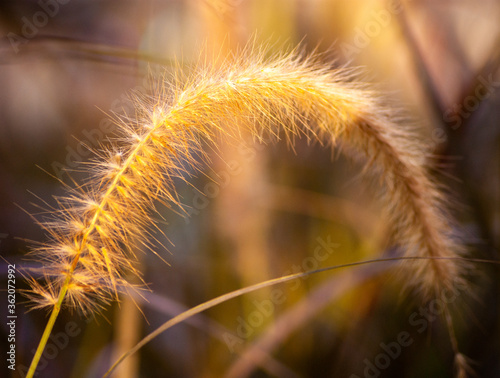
[0,0,499,377]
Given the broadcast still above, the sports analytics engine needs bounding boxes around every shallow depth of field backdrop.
[1,0,499,377]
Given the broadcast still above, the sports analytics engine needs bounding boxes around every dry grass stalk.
[25,46,467,376]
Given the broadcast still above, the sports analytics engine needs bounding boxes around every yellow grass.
[25,46,467,377]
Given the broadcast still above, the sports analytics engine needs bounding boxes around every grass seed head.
[26,46,466,316]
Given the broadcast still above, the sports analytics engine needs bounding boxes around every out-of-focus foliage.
[0,1,499,377]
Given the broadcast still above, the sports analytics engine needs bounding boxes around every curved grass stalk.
[135,291,299,376]
[26,47,467,376]
[103,257,400,377]
[103,256,486,378]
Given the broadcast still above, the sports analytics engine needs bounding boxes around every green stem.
[26,280,69,378]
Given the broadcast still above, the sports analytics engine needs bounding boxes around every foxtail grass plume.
[25,45,468,377]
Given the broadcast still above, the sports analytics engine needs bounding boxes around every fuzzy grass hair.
[25,46,468,377]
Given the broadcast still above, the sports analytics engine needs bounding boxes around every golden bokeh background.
[1,1,499,377]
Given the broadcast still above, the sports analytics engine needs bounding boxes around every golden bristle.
[25,46,467,377]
